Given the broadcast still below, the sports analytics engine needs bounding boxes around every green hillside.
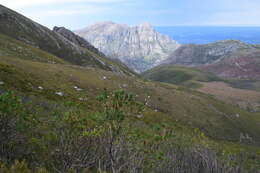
[0,32,260,172]
[0,5,259,173]
[142,65,222,88]
[0,5,135,76]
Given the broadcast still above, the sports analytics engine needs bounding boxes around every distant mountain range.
[75,21,180,72]
[160,40,260,80]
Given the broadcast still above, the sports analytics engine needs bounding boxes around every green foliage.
[0,160,48,173]
[96,90,144,122]
[0,90,259,172]
[142,65,222,88]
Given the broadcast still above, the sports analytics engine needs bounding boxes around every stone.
[79,97,88,101]
[55,92,64,96]
[73,86,83,91]
[137,114,144,118]
[0,81,4,85]
[75,21,180,72]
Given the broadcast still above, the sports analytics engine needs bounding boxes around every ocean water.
[155,26,260,44]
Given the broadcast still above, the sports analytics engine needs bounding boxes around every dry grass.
[198,82,260,112]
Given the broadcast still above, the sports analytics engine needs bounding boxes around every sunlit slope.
[142,65,222,88]
[0,49,259,145]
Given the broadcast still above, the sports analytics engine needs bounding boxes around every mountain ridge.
[0,5,134,75]
[75,21,180,72]
[160,40,260,80]
[0,5,260,172]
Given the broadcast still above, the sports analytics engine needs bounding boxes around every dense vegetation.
[0,4,260,172]
[0,31,260,172]
[0,90,259,173]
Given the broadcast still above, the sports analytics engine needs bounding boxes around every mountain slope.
[1,50,260,171]
[0,29,259,145]
[1,42,260,145]
[53,26,103,56]
[0,6,259,172]
[75,21,180,72]
[200,49,260,79]
[161,40,260,80]
[142,65,221,88]
[53,26,136,76]
[163,40,253,66]
[0,5,133,75]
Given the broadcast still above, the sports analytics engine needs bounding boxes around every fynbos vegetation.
[0,91,259,173]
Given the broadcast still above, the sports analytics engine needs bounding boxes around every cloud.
[1,0,126,9]
[30,6,108,17]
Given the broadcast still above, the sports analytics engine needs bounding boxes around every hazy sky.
[1,0,260,29]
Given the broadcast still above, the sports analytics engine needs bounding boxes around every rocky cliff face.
[75,21,180,72]
[53,26,136,75]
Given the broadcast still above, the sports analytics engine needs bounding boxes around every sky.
[1,0,260,30]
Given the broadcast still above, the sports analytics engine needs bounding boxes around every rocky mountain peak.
[75,22,180,72]
[138,22,153,29]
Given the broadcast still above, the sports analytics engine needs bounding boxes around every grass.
[142,65,222,88]
[0,23,259,171]
[0,6,135,75]
[0,34,67,64]
[0,53,260,146]
[198,81,260,112]
[226,79,260,92]
[0,90,259,172]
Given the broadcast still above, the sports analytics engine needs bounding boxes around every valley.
[0,4,259,173]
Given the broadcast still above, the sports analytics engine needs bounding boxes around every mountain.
[162,40,252,66]
[53,26,135,75]
[143,40,260,112]
[161,40,260,80]
[0,5,133,75]
[75,21,180,72]
[200,48,260,79]
[53,26,103,56]
[0,5,260,172]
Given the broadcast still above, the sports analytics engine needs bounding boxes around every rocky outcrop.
[75,21,180,72]
[53,26,135,75]
[53,26,103,56]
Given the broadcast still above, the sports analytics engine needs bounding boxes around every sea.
[155,26,260,44]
